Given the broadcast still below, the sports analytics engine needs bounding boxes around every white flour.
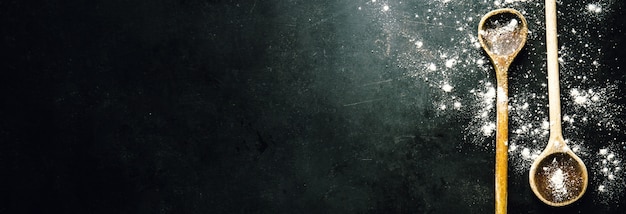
[502,19,518,32]
[596,146,624,204]
[550,168,568,199]
[586,3,603,13]
[479,18,523,55]
[441,83,454,92]
[362,0,624,204]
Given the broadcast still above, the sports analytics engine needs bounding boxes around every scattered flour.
[594,146,624,204]
[428,63,437,71]
[442,83,454,92]
[482,122,496,136]
[364,0,624,205]
[586,3,603,13]
[453,101,462,109]
[445,58,457,68]
[415,41,424,48]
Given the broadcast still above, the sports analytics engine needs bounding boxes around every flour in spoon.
[549,168,569,201]
[480,18,523,55]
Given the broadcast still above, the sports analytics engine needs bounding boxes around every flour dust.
[359,0,624,204]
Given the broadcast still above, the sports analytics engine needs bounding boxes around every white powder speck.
[504,0,528,3]
[473,41,481,49]
[428,63,437,71]
[484,87,496,102]
[563,115,574,123]
[572,145,582,153]
[541,121,550,132]
[574,95,587,105]
[445,58,457,68]
[453,101,462,109]
[587,3,603,14]
[502,19,518,32]
[415,41,423,48]
[600,149,608,155]
[482,122,496,136]
[441,83,453,92]
[570,88,598,105]
[592,60,600,66]
[531,152,539,160]
[521,148,531,159]
[521,102,529,109]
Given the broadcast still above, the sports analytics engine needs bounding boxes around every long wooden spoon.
[528,0,588,206]
[478,8,528,214]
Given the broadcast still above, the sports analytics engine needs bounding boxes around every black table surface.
[2,0,626,213]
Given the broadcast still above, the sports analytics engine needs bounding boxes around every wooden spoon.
[528,0,588,206]
[478,8,528,214]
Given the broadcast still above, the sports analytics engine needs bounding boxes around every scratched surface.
[1,0,625,213]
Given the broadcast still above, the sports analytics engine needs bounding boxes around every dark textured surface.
[1,0,625,213]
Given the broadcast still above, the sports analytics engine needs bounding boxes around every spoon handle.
[546,0,563,140]
[495,71,508,214]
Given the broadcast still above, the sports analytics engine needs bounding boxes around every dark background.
[1,0,625,213]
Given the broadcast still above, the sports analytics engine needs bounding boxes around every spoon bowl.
[529,141,587,206]
[478,8,528,69]
[477,8,528,214]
